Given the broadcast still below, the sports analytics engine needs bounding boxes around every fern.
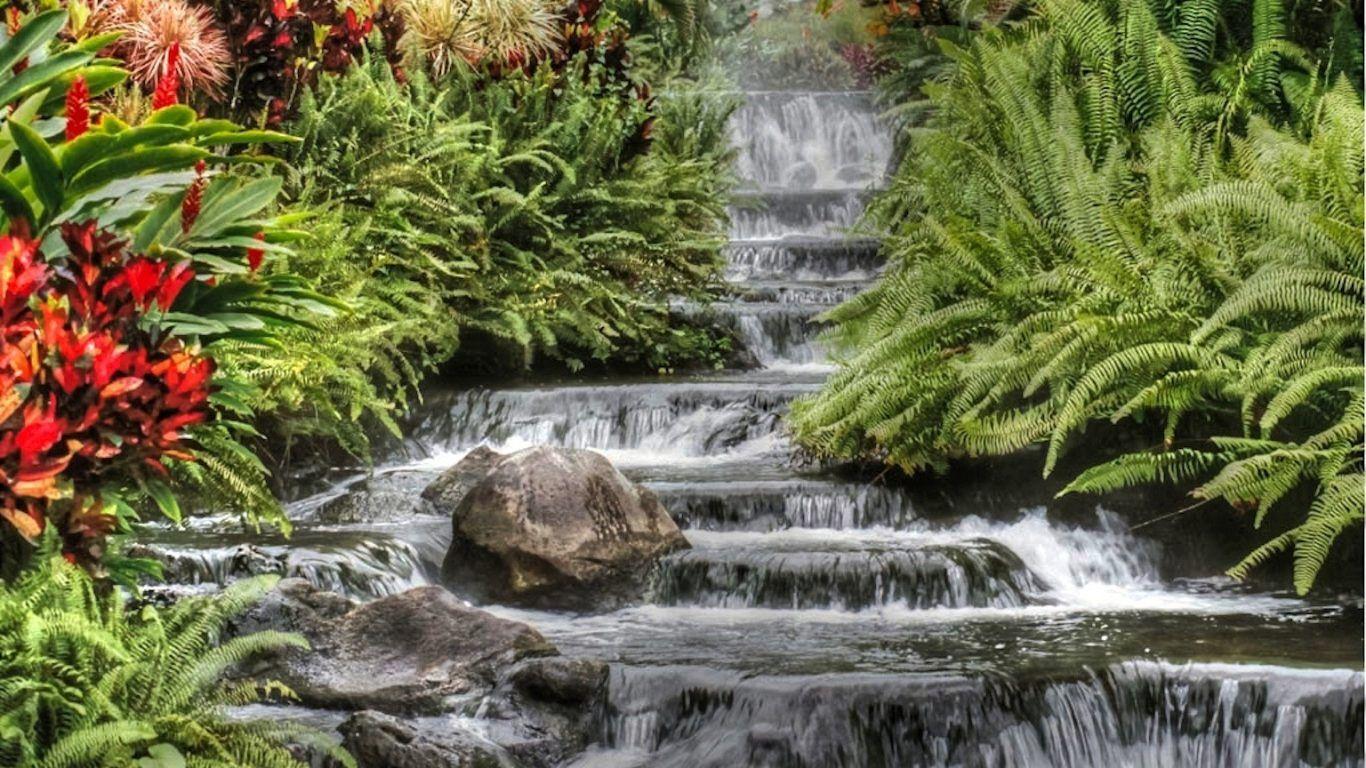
[792,0,1364,593]
[0,550,351,767]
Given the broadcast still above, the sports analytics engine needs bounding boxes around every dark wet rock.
[339,710,519,768]
[478,658,608,767]
[149,542,280,584]
[437,446,689,610]
[240,581,555,714]
[235,576,354,636]
[423,446,505,512]
[311,471,435,524]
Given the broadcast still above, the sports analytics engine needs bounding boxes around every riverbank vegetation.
[791,0,1364,592]
[0,0,737,763]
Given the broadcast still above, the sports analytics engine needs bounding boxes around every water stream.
[140,72,1363,766]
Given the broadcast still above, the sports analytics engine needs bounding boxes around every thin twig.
[1131,497,1213,531]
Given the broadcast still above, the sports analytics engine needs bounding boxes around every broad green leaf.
[68,146,207,197]
[0,9,66,74]
[0,174,36,226]
[9,119,64,221]
[0,49,93,108]
[142,479,181,523]
[186,176,283,238]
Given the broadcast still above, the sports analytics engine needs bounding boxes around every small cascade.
[730,91,892,190]
[138,523,445,600]
[653,479,916,531]
[583,662,1365,768]
[736,280,870,304]
[650,534,1042,610]
[677,300,827,367]
[724,237,883,281]
[730,189,870,240]
[404,380,814,459]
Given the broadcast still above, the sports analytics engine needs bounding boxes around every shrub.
[0,548,350,767]
[208,0,403,124]
[282,47,733,376]
[790,0,1363,592]
[0,9,335,574]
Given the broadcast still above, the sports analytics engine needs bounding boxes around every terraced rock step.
[729,189,873,239]
[723,236,882,281]
[676,300,827,366]
[649,533,1042,610]
[137,524,446,600]
[406,379,820,457]
[734,279,871,304]
[572,662,1365,768]
[650,479,916,531]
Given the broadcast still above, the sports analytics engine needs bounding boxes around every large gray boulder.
[434,446,688,609]
[239,581,555,714]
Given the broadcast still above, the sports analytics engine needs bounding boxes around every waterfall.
[141,53,1363,768]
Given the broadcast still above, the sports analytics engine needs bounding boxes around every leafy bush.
[282,46,733,377]
[0,9,334,572]
[0,549,349,767]
[791,0,1363,592]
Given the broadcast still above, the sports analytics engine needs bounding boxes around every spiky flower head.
[472,0,561,64]
[94,0,231,100]
[398,0,562,77]
[65,76,90,141]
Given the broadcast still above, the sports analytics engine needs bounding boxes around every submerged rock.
[241,581,554,714]
[435,446,689,609]
[480,657,608,767]
[339,711,519,768]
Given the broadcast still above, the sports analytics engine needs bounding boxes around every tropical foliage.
[0,548,348,767]
[791,0,1364,592]
[0,9,334,573]
[281,41,734,382]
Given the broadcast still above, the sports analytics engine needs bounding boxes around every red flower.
[181,160,207,233]
[65,76,90,141]
[246,231,266,272]
[152,42,182,110]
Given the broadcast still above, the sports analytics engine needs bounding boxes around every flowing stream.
[140,76,1363,766]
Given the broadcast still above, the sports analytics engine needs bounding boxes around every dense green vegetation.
[0,547,341,767]
[209,12,738,463]
[0,1,740,762]
[791,0,1364,592]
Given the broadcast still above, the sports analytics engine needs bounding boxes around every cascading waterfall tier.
[579,662,1364,768]
[729,91,893,190]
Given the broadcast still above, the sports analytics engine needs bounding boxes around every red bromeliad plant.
[0,223,212,564]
